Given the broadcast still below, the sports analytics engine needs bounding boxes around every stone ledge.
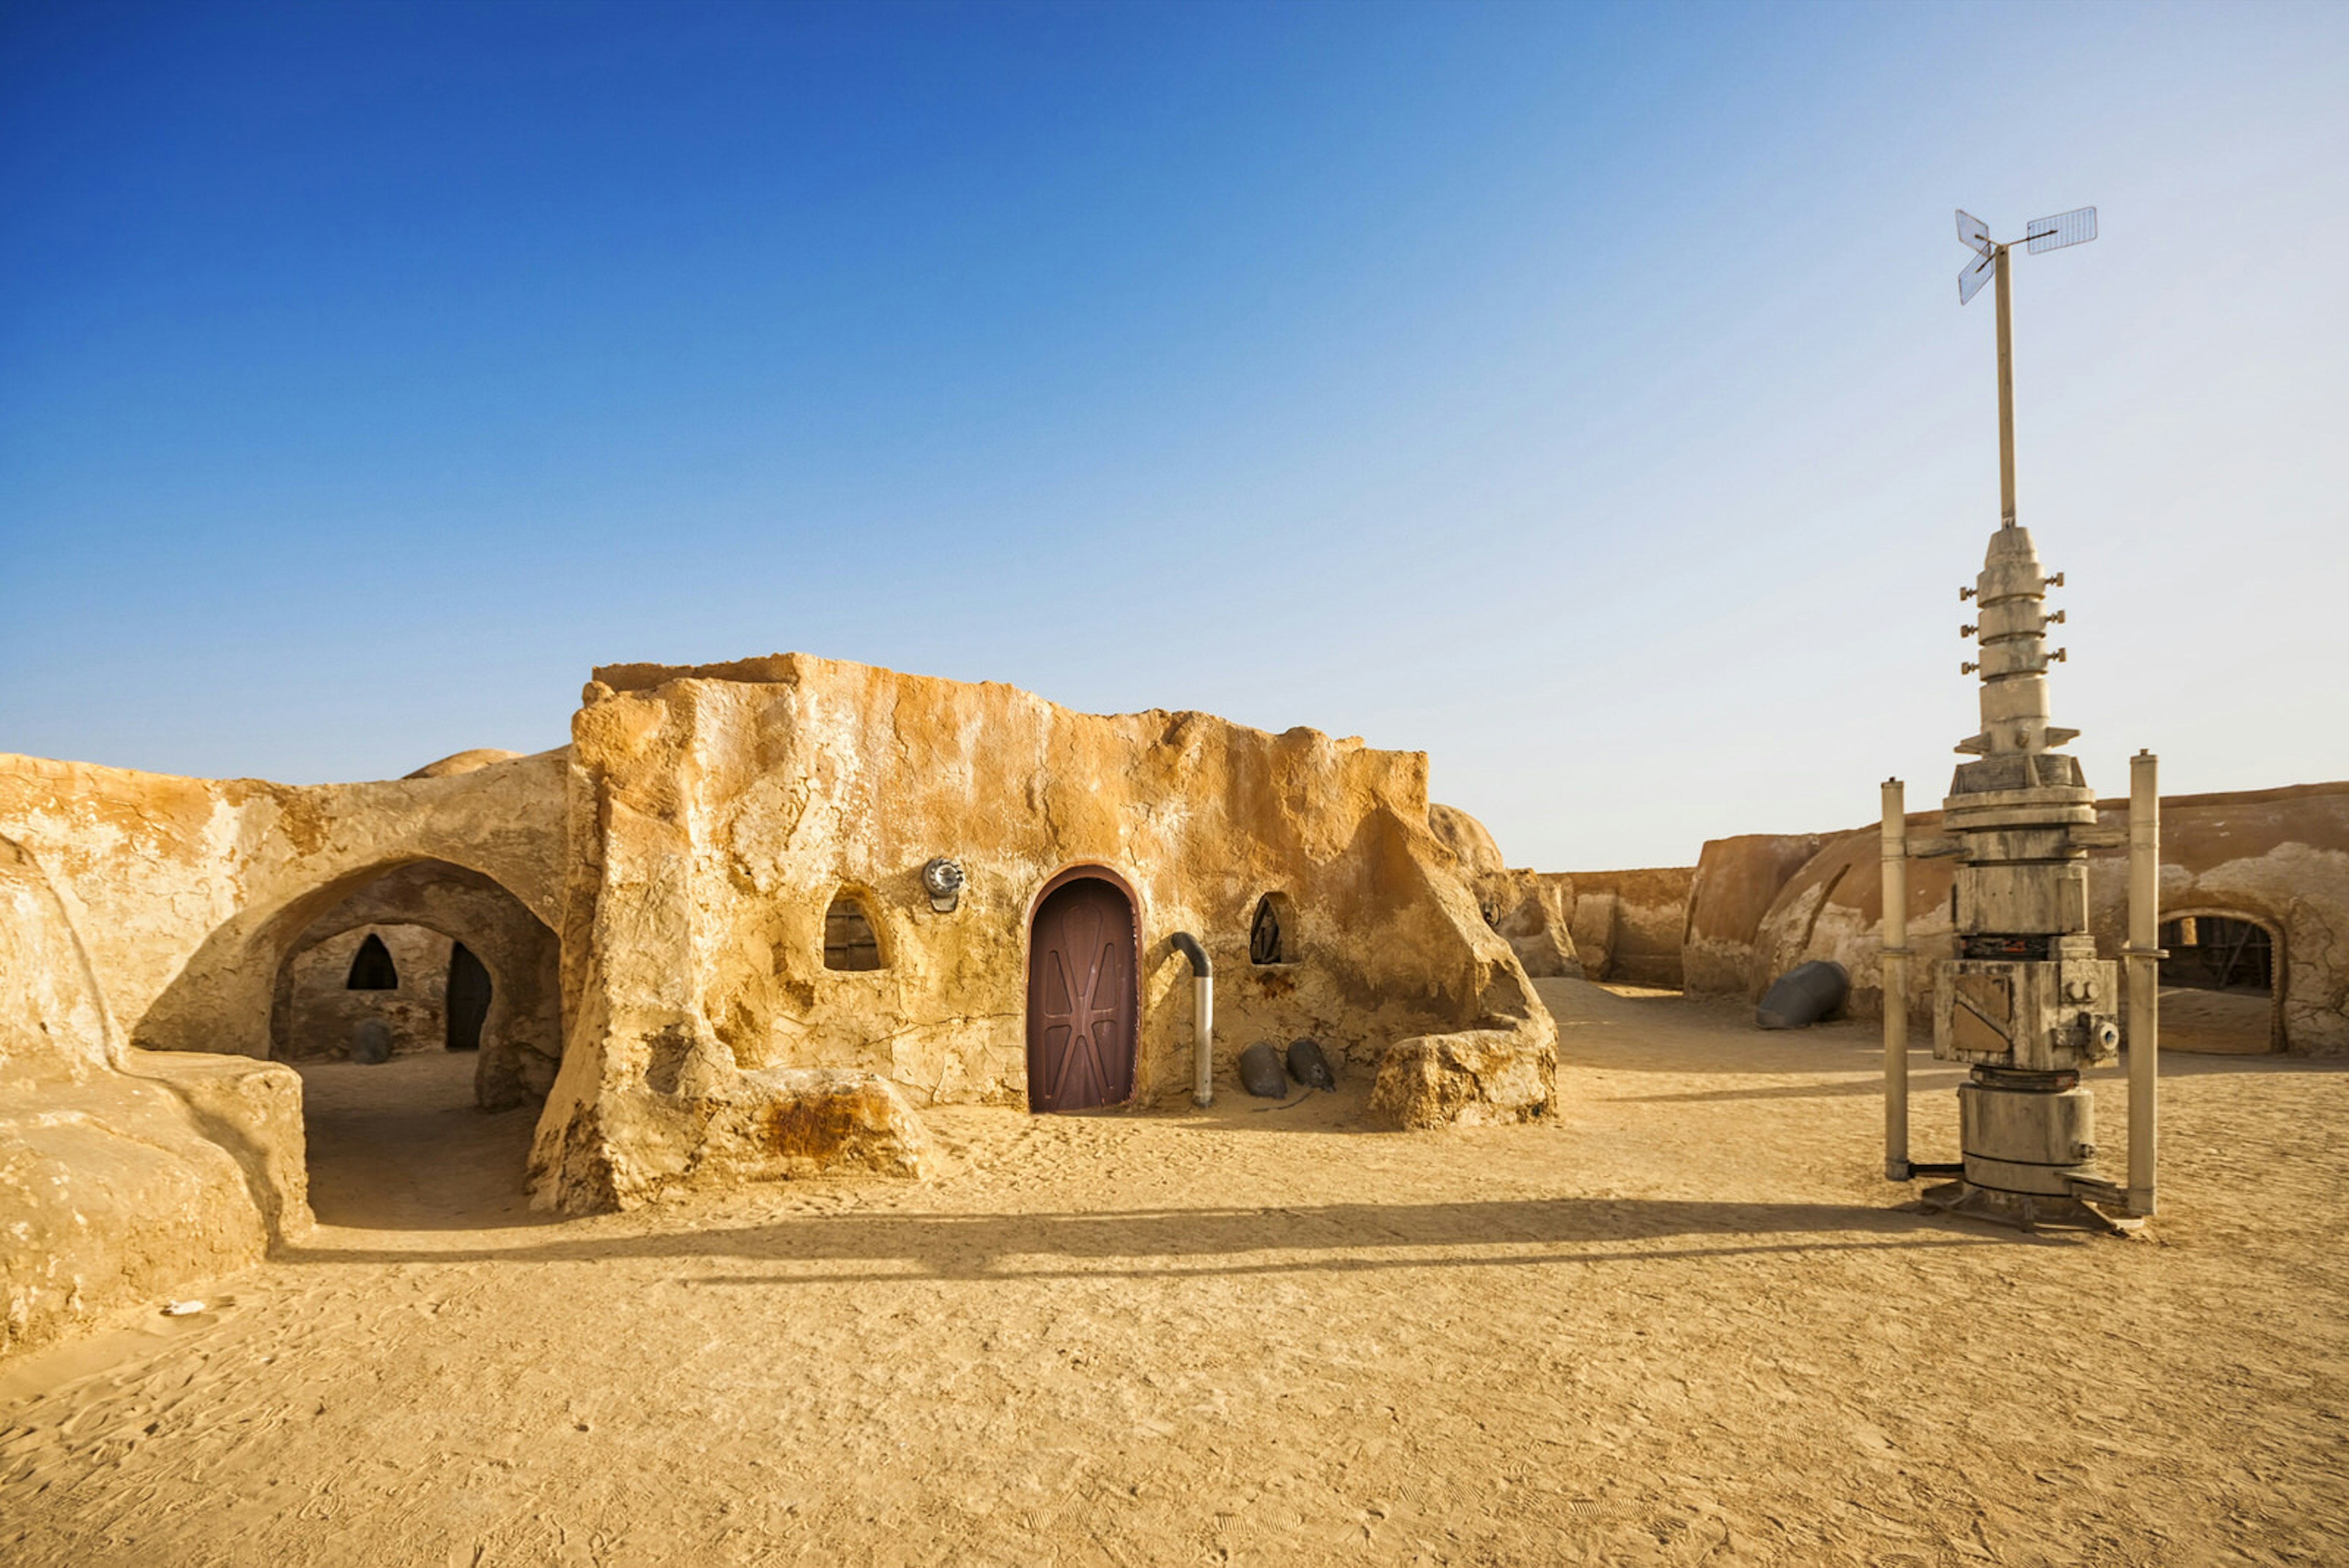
[543,1064,935,1210]
[1361,1027,1557,1131]
[1,1055,310,1362]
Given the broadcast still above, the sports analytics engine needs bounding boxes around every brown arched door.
[1026,875,1138,1112]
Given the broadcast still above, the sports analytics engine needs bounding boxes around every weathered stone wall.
[0,750,571,1064]
[0,748,568,1361]
[1682,833,1839,998]
[1,834,310,1362]
[1738,782,2349,1052]
[269,861,564,1109]
[529,655,1556,1211]
[282,924,452,1061]
[1427,803,1579,978]
[1560,867,1695,987]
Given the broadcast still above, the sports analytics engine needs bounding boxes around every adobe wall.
[529,655,1556,1211]
[1,835,309,1361]
[0,750,571,1065]
[1560,866,1695,987]
[1427,803,1579,978]
[267,860,564,1108]
[1682,833,1839,997]
[1737,782,2349,1053]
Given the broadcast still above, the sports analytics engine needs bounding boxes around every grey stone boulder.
[350,1017,393,1065]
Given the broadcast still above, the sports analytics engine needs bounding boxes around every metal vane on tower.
[1954,206,2097,529]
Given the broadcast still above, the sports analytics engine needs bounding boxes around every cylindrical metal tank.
[1959,1077,2097,1195]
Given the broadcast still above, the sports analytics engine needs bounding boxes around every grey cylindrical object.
[1237,1041,1287,1099]
[351,1017,393,1065]
[1756,960,1850,1030]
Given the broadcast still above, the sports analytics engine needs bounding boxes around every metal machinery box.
[1933,954,2120,1071]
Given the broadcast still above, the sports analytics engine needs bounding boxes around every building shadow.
[283,1191,2026,1277]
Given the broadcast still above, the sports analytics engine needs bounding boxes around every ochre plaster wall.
[1725,783,2349,1052]
[1427,803,1579,978]
[282,923,452,1060]
[1682,833,1839,997]
[528,655,1555,1211]
[1,835,309,1361]
[1559,867,1696,987]
[0,750,571,1063]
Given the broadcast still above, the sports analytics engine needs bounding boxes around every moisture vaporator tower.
[1879,521,2161,1232]
[1879,203,2161,1232]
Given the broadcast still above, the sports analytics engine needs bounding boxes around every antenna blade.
[2024,206,2097,253]
[1958,247,1995,305]
[1956,209,1992,258]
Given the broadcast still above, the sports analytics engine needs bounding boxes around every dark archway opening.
[2157,913,2280,1054]
[268,858,563,1227]
[346,932,399,989]
[445,941,493,1051]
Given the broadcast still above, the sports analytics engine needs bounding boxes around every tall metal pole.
[2126,751,2161,1214]
[1995,244,2016,527]
[1881,779,1911,1181]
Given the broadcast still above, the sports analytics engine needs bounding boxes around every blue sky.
[3,1,2343,868]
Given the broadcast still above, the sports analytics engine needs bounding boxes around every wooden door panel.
[1027,878,1137,1112]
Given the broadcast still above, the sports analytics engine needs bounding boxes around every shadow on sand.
[283,1191,2032,1279]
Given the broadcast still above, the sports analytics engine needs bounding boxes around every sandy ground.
[3,981,2345,1567]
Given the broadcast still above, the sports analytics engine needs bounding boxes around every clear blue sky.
[4,1,2343,868]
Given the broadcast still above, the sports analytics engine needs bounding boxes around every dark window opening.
[346,932,399,990]
[1250,894,1290,966]
[823,896,883,971]
[445,942,493,1051]
[2159,915,2273,994]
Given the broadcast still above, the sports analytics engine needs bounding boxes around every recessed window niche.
[1249,893,1295,967]
[823,894,885,971]
[345,931,399,990]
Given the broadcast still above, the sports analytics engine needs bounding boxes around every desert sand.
[3,979,2343,1567]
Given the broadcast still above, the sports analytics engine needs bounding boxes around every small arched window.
[823,894,884,972]
[346,932,399,990]
[1250,893,1293,966]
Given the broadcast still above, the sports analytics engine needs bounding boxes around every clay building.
[1,654,1554,1358]
[1504,784,2349,1056]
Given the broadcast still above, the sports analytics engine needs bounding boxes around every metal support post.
[2125,751,2161,1214]
[1881,778,1912,1181]
[1995,244,2016,527]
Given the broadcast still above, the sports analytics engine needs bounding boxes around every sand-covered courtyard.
[3,979,2343,1567]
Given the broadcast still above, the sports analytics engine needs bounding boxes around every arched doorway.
[267,858,562,1225]
[445,942,494,1052]
[1026,871,1140,1112]
[2158,912,2282,1053]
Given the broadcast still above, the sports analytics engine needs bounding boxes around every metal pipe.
[2125,751,2160,1214]
[1881,778,1912,1181]
[1170,931,1214,1108]
[1995,244,2017,527]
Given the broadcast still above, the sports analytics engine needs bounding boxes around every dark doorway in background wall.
[2157,913,2279,1053]
[823,895,883,970]
[445,942,493,1052]
[346,932,398,990]
[2160,915,2273,993]
[1026,875,1138,1112]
